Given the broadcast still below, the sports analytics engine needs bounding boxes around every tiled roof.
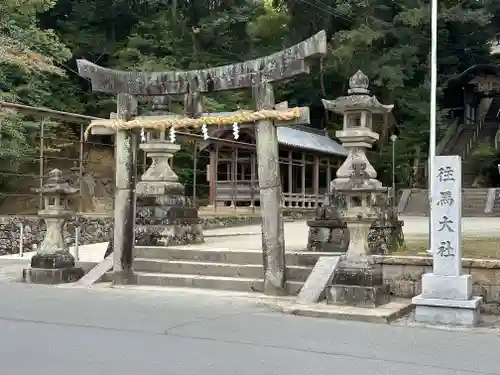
[277,126,348,156]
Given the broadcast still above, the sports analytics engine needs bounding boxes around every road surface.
[0,282,499,375]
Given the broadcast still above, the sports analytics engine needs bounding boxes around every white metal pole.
[392,137,396,203]
[429,0,438,253]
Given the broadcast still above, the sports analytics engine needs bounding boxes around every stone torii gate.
[77,30,327,294]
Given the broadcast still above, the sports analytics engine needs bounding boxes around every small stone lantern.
[23,169,84,284]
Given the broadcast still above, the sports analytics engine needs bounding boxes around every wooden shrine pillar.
[326,159,332,191]
[213,145,219,211]
[250,152,256,209]
[301,152,306,204]
[313,155,320,199]
[209,149,216,206]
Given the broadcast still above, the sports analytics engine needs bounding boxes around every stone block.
[30,251,75,269]
[386,279,417,298]
[327,284,390,308]
[470,268,497,285]
[412,295,482,327]
[420,273,472,300]
[135,224,204,246]
[333,264,384,286]
[400,264,427,281]
[306,223,348,253]
[381,264,405,280]
[486,284,500,302]
[298,256,339,304]
[23,267,84,284]
[75,254,113,287]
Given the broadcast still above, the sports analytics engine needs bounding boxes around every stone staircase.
[463,188,490,216]
[104,246,339,293]
[399,188,491,217]
[438,97,499,186]
[400,189,429,216]
[462,120,499,186]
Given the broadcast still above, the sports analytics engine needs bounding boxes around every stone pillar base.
[412,273,482,326]
[112,269,136,285]
[412,296,482,327]
[326,263,390,307]
[22,267,84,284]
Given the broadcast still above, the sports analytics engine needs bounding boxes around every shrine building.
[201,123,348,209]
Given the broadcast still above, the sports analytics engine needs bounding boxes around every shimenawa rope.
[85,108,301,138]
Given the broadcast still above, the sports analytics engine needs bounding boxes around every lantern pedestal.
[22,169,84,284]
[327,219,390,308]
[325,160,391,308]
[23,267,84,284]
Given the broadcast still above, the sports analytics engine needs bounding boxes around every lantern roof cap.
[33,169,79,195]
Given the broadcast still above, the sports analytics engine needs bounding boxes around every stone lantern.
[23,169,84,284]
[135,96,204,246]
[307,70,403,255]
[326,160,390,307]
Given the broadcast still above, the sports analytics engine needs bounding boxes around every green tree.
[272,0,499,187]
[0,0,71,193]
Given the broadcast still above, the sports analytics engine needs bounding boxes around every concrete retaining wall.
[374,255,500,314]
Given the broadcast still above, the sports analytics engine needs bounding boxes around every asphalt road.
[0,283,498,375]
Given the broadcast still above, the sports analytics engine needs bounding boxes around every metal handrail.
[463,98,495,159]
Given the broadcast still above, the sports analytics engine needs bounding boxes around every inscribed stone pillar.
[413,155,482,326]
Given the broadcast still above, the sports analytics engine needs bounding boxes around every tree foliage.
[1,0,500,191]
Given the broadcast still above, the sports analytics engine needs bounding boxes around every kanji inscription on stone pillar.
[432,156,461,276]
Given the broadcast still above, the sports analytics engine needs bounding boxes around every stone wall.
[375,255,500,314]
[0,214,266,255]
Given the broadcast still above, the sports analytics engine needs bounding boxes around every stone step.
[132,272,304,295]
[134,247,341,267]
[133,258,311,281]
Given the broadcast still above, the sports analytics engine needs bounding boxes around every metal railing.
[14,223,81,260]
[461,97,493,160]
